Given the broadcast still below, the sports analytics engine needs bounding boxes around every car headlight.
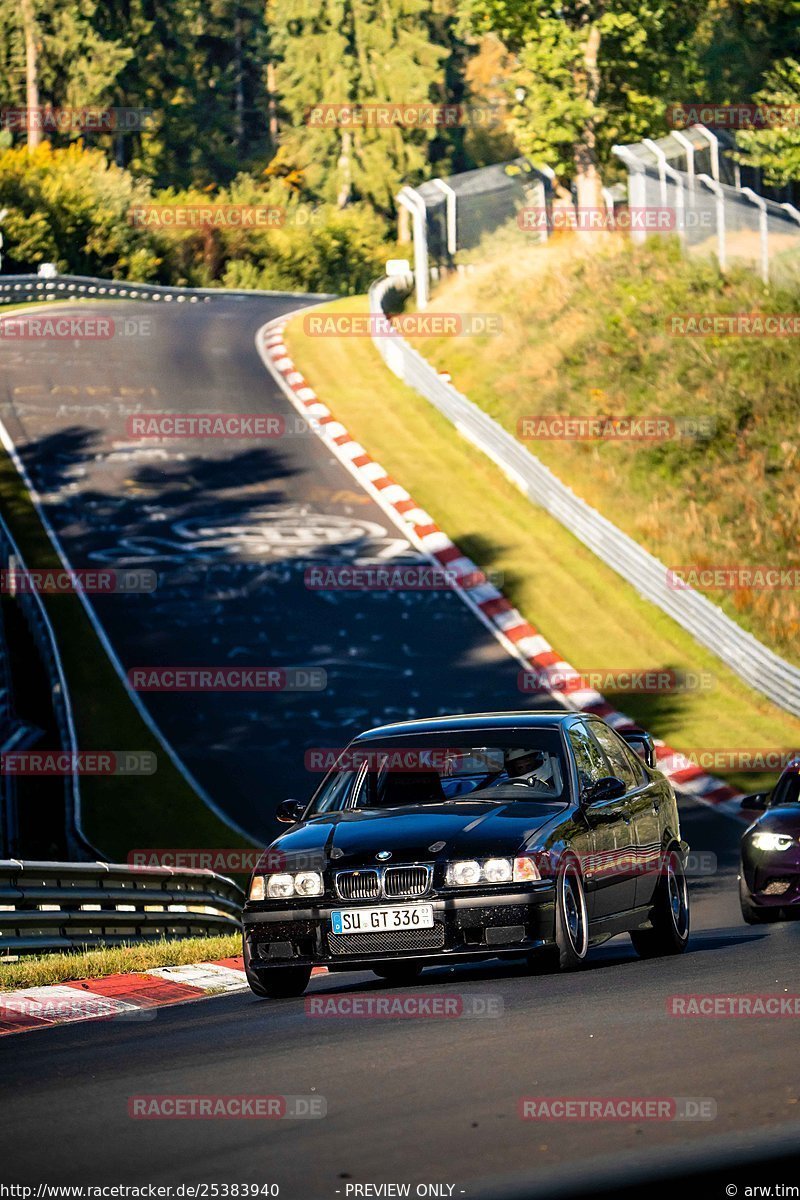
[294,871,324,897]
[249,871,325,900]
[484,857,513,883]
[445,857,541,886]
[266,873,297,899]
[446,860,482,886]
[751,831,795,852]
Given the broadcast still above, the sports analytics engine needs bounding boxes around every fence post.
[611,145,648,245]
[397,187,429,310]
[642,139,668,205]
[661,162,687,246]
[693,124,721,181]
[531,177,548,242]
[740,187,769,285]
[780,202,800,224]
[670,131,695,195]
[432,178,457,257]
[697,175,726,272]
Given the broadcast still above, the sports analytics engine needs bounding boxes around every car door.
[590,721,662,909]
[567,721,636,918]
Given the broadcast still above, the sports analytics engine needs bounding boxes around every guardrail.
[0,274,335,304]
[369,273,800,719]
[0,860,244,955]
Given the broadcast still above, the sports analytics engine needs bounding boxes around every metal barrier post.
[611,146,648,245]
[432,179,457,257]
[670,131,696,194]
[642,139,669,205]
[661,162,687,246]
[693,124,721,181]
[697,175,727,272]
[740,187,769,285]
[397,188,429,310]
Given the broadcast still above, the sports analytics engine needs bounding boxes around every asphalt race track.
[0,297,559,839]
[3,796,800,1195]
[3,296,799,1197]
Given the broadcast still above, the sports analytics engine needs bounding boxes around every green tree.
[684,0,800,109]
[92,0,269,188]
[460,0,704,205]
[734,58,800,186]
[0,0,131,147]
[269,0,450,215]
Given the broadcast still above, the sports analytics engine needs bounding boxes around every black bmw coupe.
[243,711,690,997]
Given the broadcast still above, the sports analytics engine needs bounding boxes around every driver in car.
[491,747,555,792]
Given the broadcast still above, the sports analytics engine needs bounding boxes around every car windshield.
[772,768,800,806]
[307,730,567,814]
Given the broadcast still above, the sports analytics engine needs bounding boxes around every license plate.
[331,904,434,935]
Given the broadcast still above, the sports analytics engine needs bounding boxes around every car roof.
[352,711,577,742]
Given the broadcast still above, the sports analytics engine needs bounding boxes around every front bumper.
[741,852,800,907]
[242,887,556,974]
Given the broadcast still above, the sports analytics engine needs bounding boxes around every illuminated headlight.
[751,831,795,852]
[294,871,324,897]
[266,873,296,899]
[484,857,513,884]
[445,857,541,886]
[446,860,482,887]
[249,871,325,900]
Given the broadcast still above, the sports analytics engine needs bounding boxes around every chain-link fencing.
[613,124,800,287]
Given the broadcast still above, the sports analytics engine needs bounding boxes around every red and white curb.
[0,956,327,1036]
[257,317,744,822]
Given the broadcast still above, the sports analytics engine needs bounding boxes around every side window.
[590,722,641,790]
[568,723,609,794]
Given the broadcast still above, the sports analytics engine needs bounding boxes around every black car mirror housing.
[276,798,306,824]
[584,776,627,805]
[620,729,656,769]
[740,791,770,812]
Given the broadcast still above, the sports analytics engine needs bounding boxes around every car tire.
[553,858,590,970]
[739,874,782,924]
[372,963,423,984]
[247,965,312,998]
[630,848,690,957]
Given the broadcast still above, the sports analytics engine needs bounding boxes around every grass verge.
[0,934,241,991]
[285,295,800,795]
[0,445,251,860]
[409,233,800,666]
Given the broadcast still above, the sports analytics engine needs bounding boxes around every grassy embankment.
[0,934,241,991]
[284,279,800,796]
[410,234,800,667]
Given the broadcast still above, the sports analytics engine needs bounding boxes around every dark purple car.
[739,758,800,923]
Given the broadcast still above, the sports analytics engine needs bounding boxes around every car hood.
[264,800,567,870]
[752,806,800,835]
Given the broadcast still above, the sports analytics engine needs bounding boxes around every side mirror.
[621,730,656,769]
[741,792,770,812]
[585,776,627,805]
[276,798,306,824]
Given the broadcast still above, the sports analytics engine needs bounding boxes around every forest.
[0,0,798,289]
